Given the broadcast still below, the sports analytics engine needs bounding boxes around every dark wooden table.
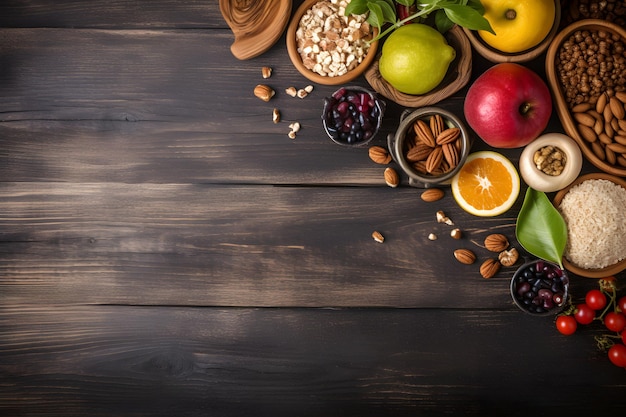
[1,1,625,416]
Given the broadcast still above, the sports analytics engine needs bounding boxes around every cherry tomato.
[585,289,607,310]
[621,329,626,345]
[608,343,626,368]
[574,303,595,325]
[556,315,577,335]
[605,312,626,333]
[618,296,626,314]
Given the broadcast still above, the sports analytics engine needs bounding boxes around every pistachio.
[254,84,275,102]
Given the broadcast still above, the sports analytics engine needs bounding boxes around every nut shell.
[484,234,509,252]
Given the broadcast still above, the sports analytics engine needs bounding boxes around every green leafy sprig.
[516,188,568,269]
[345,0,495,41]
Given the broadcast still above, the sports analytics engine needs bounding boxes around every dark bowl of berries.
[322,86,385,147]
[510,259,570,316]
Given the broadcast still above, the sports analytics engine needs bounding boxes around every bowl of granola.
[286,0,379,85]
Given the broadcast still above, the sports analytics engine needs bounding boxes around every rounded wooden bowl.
[364,25,472,108]
[546,19,626,177]
[553,172,626,278]
[462,0,560,63]
[286,0,379,85]
[219,0,291,60]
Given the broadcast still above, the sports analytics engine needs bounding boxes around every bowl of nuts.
[510,259,569,316]
[546,19,626,177]
[286,0,379,85]
[322,86,385,147]
[387,107,471,188]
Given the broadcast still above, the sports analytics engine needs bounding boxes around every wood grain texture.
[1,306,624,417]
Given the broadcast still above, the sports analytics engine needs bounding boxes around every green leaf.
[366,1,385,31]
[443,4,495,33]
[434,9,455,33]
[466,0,485,14]
[396,0,415,6]
[345,0,369,16]
[373,0,397,24]
[516,188,568,268]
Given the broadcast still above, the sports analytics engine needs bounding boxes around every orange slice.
[451,151,520,217]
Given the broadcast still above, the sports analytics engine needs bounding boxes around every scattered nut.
[285,86,298,97]
[480,258,501,279]
[450,228,462,240]
[420,188,444,202]
[436,210,454,226]
[261,66,272,79]
[254,84,275,102]
[272,108,281,124]
[454,248,476,265]
[484,233,509,252]
[384,167,400,188]
[372,231,385,243]
[428,233,437,241]
[304,85,314,94]
[288,130,297,140]
[498,248,519,267]
[296,89,308,99]
[289,122,301,133]
[368,146,392,165]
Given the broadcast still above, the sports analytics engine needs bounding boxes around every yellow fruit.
[478,0,555,53]
[451,151,520,217]
[379,23,456,95]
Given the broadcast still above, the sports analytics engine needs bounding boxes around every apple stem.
[505,9,516,20]
[520,102,532,116]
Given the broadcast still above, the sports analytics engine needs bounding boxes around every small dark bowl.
[322,86,385,147]
[510,259,569,316]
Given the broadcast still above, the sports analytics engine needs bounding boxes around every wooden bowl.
[553,172,626,278]
[286,0,379,85]
[364,25,472,108]
[219,0,291,60]
[546,19,626,177]
[462,0,560,63]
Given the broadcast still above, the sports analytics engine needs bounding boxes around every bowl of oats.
[286,0,379,85]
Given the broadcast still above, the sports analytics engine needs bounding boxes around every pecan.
[480,258,501,279]
[369,146,392,164]
[430,114,445,138]
[406,143,432,162]
[372,231,385,243]
[498,248,519,267]
[484,234,509,252]
[435,127,461,145]
[413,119,436,147]
[254,84,275,102]
[425,146,443,173]
[442,143,459,168]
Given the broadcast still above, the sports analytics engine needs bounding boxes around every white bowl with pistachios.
[286,0,378,85]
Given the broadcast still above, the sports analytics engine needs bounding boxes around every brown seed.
[454,248,476,265]
[616,91,626,104]
[593,119,604,136]
[436,127,461,145]
[430,114,445,138]
[578,124,597,142]
[606,147,617,165]
[442,143,459,168]
[384,167,400,188]
[480,258,501,279]
[610,97,625,120]
[372,230,385,243]
[425,146,443,173]
[596,92,608,114]
[414,119,436,147]
[420,188,444,202]
[573,112,595,127]
[450,228,462,240]
[591,140,606,160]
[618,155,626,167]
[484,234,509,252]
[572,102,593,112]
[599,133,613,145]
[369,146,392,164]
[615,135,626,146]
[604,102,614,124]
[406,143,432,162]
[607,142,626,154]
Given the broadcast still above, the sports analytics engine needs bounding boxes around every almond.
[610,97,625,120]
[595,93,608,114]
[606,147,617,165]
[484,233,509,252]
[572,102,593,113]
[573,112,595,127]
[425,146,443,173]
[578,124,597,142]
[604,102,614,124]
[480,258,501,279]
[384,167,400,188]
[420,188,444,202]
[436,127,461,145]
[607,142,626,154]
[616,91,626,104]
[369,146,392,164]
[413,119,436,147]
[591,140,606,160]
[454,248,476,265]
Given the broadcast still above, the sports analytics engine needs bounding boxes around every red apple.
[463,63,552,148]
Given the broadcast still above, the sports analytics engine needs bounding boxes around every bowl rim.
[286,0,379,86]
[552,172,626,278]
[545,19,626,177]
[510,259,569,316]
[462,0,561,63]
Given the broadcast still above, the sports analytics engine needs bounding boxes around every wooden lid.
[219,0,291,60]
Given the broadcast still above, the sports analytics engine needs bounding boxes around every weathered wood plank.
[1,305,623,417]
[0,182,606,308]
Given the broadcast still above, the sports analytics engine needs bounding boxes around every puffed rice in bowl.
[286,0,379,85]
[553,173,626,278]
